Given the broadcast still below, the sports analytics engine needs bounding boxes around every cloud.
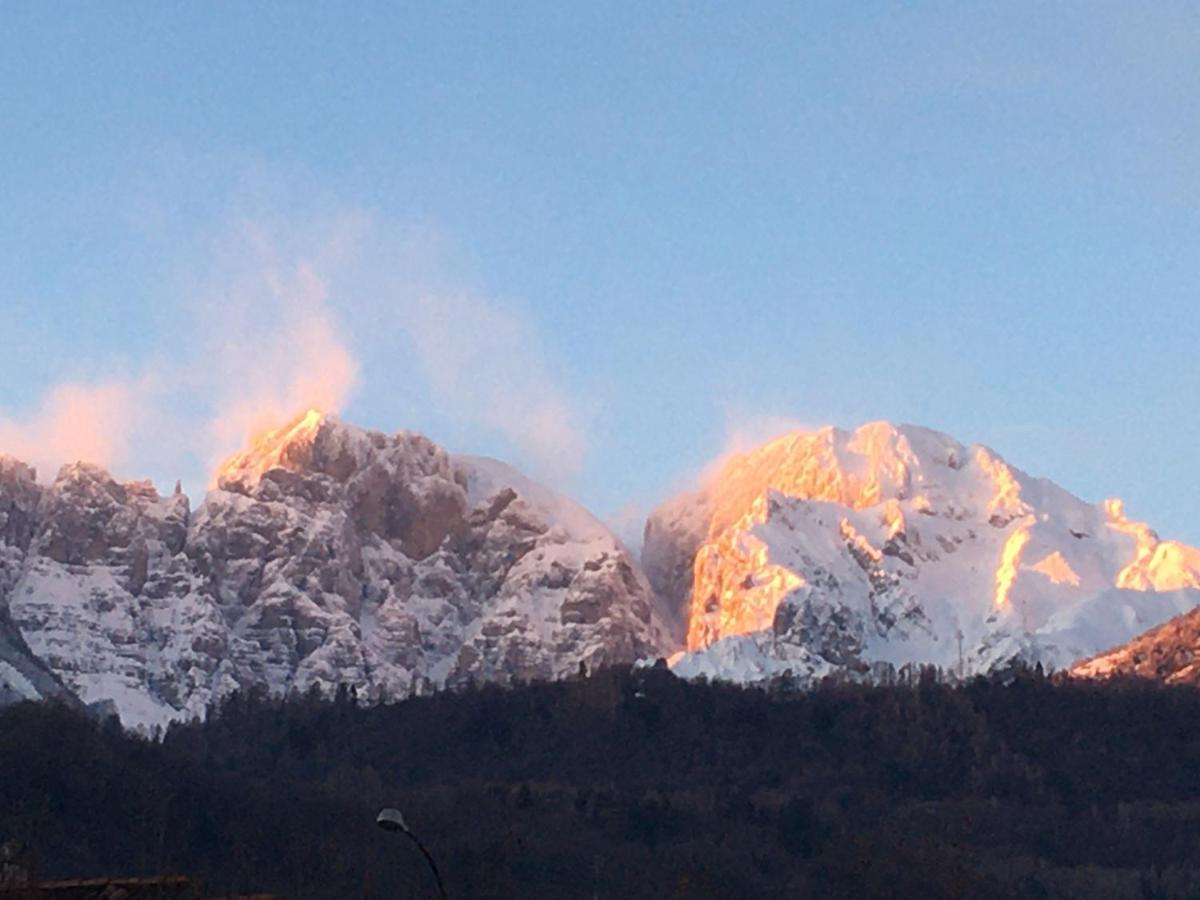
[406,291,587,479]
[189,209,587,483]
[605,500,651,555]
[718,411,819,457]
[0,211,362,487]
[0,200,586,490]
[695,410,823,486]
[0,378,157,481]
[193,217,363,475]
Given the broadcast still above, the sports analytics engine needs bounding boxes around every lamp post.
[376,807,449,900]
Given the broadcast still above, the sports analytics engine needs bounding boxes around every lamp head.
[376,808,409,833]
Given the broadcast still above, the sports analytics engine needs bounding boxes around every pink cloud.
[0,379,153,481]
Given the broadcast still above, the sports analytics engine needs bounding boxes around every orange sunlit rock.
[1030,550,1082,587]
[993,526,1032,610]
[649,422,1200,680]
[665,422,1200,656]
[686,495,807,650]
[682,424,929,651]
[975,447,1029,522]
[216,408,325,489]
[1104,498,1200,591]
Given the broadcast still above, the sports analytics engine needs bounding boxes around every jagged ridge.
[0,413,664,728]
[4,415,1196,723]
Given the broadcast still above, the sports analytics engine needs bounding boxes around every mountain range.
[0,412,662,728]
[1,412,1197,727]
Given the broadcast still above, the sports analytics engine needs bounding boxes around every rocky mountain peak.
[647,421,1200,683]
[0,455,37,483]
[2,413,664,727]
[215,413,471,559]
[218,408,344,491]
[0,457,41,553]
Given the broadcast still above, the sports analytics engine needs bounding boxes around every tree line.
[3,665,1200,897]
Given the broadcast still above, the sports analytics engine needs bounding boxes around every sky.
[1,2,1198,545]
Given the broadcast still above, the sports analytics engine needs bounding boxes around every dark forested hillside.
[4,667,1200,898]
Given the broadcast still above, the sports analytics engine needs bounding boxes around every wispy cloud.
[0,200,586,491]
[718,410,819,457]
[0,377,158,481]
[406,291,587,479]
[0,211,367,487]
[192,215,364,476]
[694,409,823,486]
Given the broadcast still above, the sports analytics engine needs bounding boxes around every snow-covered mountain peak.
[5,409,1197,719]
[646,421,1200,682]
[0,455,37,482]
[691,421,1042,532]
[48,460,167,506]
[217,408,364,491]
[2,412,665,727]
[460,455,615,546]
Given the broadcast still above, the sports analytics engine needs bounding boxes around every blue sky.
[1,2,1198,544]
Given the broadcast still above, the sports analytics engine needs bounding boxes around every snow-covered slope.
[3,412,665,728]
[647,422,1200,683]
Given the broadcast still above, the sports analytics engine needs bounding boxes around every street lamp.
[376,807,449,900]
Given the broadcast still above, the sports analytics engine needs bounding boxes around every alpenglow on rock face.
[6,413,1198,725]
[1,412,664,728]
[644,422,1200,683]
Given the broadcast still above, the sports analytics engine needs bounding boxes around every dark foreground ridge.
[4,667,1200,898]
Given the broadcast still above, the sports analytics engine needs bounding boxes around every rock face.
[0,457,83,706]
[1,413,664,728]
[0,606,75,707]
[645,422,1200,683]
